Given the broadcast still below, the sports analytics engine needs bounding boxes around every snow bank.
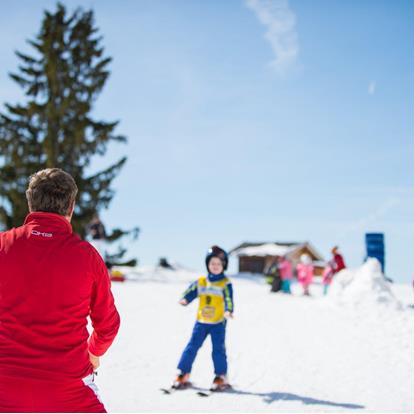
[327,258,402,310]
[114,267,269,287]
[103,266,414,412]
[230,272,267,285]
[231,243,294,257]
[112,264,198,284]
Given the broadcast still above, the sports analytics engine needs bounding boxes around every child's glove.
[179,298,188,306]
[224,311,233,319]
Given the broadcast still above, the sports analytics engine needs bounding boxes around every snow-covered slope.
[96,263,414,412]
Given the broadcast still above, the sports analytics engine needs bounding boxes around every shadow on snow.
[222,388,365,410]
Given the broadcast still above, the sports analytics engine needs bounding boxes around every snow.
[232,243,295,257]
[327,258,402,310]
[114,263,196,284]
[96,262,414,412]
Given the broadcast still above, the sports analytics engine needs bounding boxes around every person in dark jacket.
[0,168,120,412]
[265,258,282,292]
[88,213,107,259]
[89,214,107,240]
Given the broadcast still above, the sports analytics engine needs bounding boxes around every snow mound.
[327,258,402,310]
[112,263,198,284]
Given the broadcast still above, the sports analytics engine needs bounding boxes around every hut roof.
[230,241,324,261]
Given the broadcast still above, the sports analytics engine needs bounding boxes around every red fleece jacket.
[0,212,120,381]
[333,253,346,273]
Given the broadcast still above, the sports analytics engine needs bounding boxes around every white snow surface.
[96,262,414,412]
[231,243,295,257]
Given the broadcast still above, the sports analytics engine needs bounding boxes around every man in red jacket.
[0,168,120,412]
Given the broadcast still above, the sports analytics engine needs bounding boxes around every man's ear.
[67,201,75,218]
[26,191,32,213]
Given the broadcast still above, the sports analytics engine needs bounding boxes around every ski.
[196,390,212,397]
[196,385,233,397]
[160,383,193,395]
[160,387,176,395]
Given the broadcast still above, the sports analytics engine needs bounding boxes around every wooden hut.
[230,241,325,276]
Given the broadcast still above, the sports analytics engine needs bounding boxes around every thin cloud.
[339,197,401,239]
[246,0,299,74]
[368,80,376,95]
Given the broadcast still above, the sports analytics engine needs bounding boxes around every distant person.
[331,246,346,274]
[0,168,120,412]
[266,258,282,292]
[322,261,335,295]
[264,260,275,284]
[158,257,174,269]
[296,254,314,296]
[172,245,233,392]
[88,213,107,258]
[278,256,293,294]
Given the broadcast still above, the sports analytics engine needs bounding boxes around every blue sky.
[1,0,414,281]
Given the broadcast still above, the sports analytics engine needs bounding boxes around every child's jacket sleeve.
[223,282,234,313]
[182,280,198,304]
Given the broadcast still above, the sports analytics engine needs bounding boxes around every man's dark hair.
[26,168,78,216]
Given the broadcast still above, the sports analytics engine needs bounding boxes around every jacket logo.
[31,230,53,238]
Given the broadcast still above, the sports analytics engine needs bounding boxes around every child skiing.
[296,254,314,296]
[173,245,234,392]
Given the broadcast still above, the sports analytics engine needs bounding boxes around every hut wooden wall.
[239,256,266,274]
[238,246,324,276]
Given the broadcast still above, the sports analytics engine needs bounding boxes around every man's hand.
[89,352,100,370]
[224,311,233,319]
[179,298,188,306]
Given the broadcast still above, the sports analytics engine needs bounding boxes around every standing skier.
[322,261,335,295]
[331,246,346,273]
[173,245,234,391]
[265,258,282,293]
[296,253,314,296]
[87,213,107,258]
[278,255,293,294]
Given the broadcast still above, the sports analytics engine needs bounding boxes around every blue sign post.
[365,233,385,273]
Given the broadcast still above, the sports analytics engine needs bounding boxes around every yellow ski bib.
[196,276,229,324]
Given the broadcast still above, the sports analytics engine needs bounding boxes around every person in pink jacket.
[296,254,314,296]
[278,256,293,294]
[322,262,335,295]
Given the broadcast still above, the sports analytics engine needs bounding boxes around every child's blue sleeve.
[223,282,234,313]
[181,281,198,303]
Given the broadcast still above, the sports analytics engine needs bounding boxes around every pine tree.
[0,3,138,266]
